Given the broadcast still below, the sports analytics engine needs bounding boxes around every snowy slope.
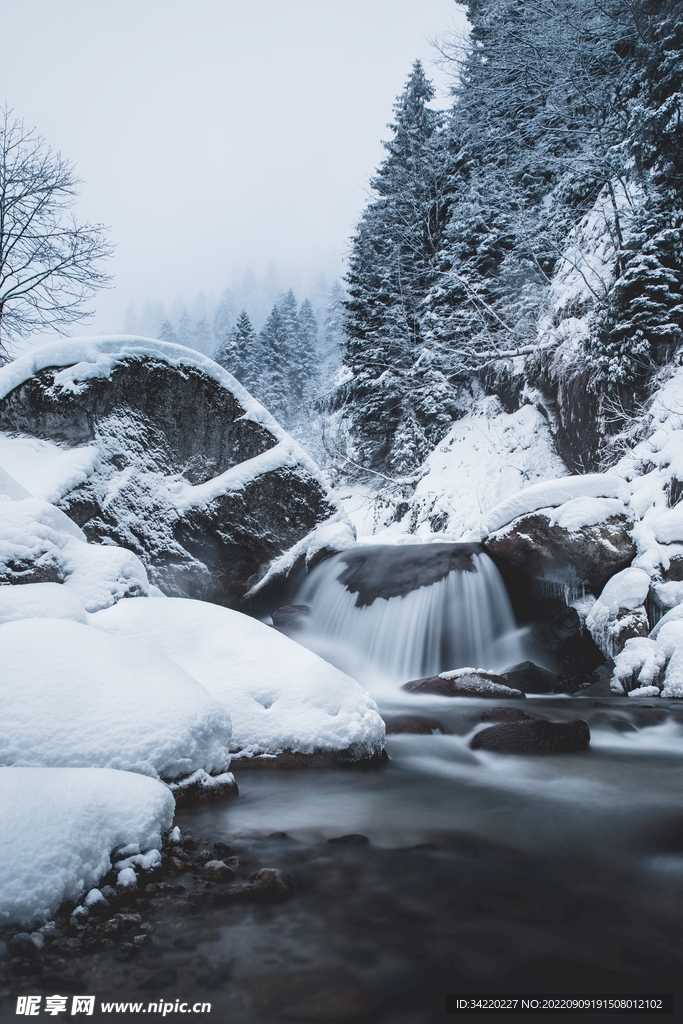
[0,767,174,925]
[337,400,568,542]
[0,617,232,779]
[91,597,385,760]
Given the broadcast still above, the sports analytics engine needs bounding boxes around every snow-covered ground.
[0,768,174,925]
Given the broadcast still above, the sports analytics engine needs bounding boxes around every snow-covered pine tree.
[212,293,236,360]
[258,304,289,423]
[215,310,261,394]
[192,316,212,355]
[177,310,192,349]
[292,298,319,405]
[158,319,176,343]
[341,61,454,472]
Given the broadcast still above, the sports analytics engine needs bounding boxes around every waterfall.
[294,543,525,683]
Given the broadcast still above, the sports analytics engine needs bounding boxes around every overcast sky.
[2,0,467,337]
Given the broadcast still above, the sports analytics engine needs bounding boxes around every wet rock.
[0,348,336,609]
[590,713,637,733]
[214,841,237,858]
[182,837,199,852]
[169,769,238,807]
[480,708,539,723]
[527,605,605,689]
[470,718,591,754]
[8,933,37,958]
[383,714,445,735]
[403,670,524,699]
[202,859,236,883]
[101,913,142,939]
[231,748,388,769]
[328,834,370,846]
[167,857,188,874]
[271,604,310,631]
[246,868,298,903]
[484,510,636,592]
[335,543,481,606]
[502,661,557,694]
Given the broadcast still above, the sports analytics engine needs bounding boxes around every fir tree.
[158,319,176,343]
[342,61,454,471]
[258,304,289,423]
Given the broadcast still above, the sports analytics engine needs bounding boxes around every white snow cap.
[0,767,174,925]
[480,473,631,535]
[0,617,232,779]
[91,596,385,760]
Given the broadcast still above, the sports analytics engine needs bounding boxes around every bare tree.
[0,108,113,360]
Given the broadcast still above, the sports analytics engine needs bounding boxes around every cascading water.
[294,542,526,682]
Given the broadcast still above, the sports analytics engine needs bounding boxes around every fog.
[1,0,466,339]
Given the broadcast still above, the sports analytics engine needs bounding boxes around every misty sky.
[2,0,466,337]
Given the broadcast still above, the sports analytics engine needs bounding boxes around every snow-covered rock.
[0,490,150,611]
[0,336,336,609]
[90,596,385,762]
[0,617,232,779]
[0,767,174,925]
[479,474,630,536]
[585,567,651,657]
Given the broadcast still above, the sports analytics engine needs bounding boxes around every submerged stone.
[470,718,591,753]
[403,670,524,699]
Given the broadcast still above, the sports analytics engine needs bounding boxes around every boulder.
[470,718,590,754]
[403,669,524,699]
[271,604,310,632]
[383,714,446,735]
[501,661,557,694]
[484,509,636,592]
[0,339,335,609]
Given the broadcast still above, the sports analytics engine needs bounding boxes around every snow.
[90,596,385,760]
[0,494,150,611]
[479,474,631,536]
[0,617,232,779]
[0,434,99,503]
[585,567,651,656]
[0,582,87,625]
[0,336,329,495]
[248,512,356,597]
[335,402,568,542]
[0,767,174,926]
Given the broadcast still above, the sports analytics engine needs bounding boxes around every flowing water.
[171,546,683,1016]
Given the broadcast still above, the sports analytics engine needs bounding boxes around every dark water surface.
[3,696,683,1023]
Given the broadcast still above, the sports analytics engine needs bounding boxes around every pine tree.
[192,316,212,355]
[341,61,454,471]
[158,319,176,343]
[213,292,236,358]
[258,304,289,423]
[177,310,192,349]
[215,310,261,393]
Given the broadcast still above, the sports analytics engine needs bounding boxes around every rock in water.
[470,718,590,753]
[403,669,524,698]
[502,661,557,694]
[0,339,335,609]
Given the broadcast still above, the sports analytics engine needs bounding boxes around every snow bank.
[90,597,385,760]
[0,582,87,625]
[0,618,232,779]
[479,474,630,535]
[0,767,174,925]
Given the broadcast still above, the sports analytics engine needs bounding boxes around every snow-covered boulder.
[0,581,87,625]
[482,475,636,593]
[90,596,385,763]
[0,617,232,779]
[585,567,651,657]
[0,767,174,925]
[0,337,336,609]
[0,492,150,611]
